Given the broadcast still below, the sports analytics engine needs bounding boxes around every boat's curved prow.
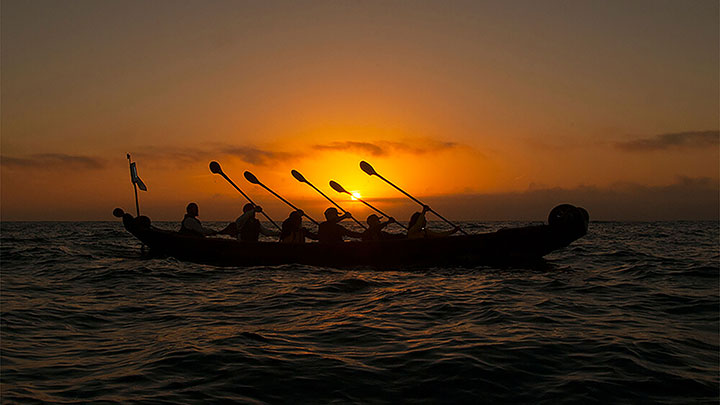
[113,208,152,233]
[547,203,589,245]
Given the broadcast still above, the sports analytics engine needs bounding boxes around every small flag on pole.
[130,162,147,191]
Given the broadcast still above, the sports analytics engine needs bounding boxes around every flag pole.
[127,154,140,216]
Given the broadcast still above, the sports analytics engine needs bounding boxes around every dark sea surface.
[1,220,718,403]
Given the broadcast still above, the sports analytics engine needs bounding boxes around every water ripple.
[0,221,717,403]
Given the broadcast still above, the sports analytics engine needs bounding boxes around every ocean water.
[1,220,717,403]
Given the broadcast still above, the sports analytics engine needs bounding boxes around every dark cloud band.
[1,153,106,169]
[615,130,719,151]
[221,146,300,165]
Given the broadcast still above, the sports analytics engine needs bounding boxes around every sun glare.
[351,191,362,200]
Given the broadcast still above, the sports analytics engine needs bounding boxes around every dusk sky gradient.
[1,0,718,221]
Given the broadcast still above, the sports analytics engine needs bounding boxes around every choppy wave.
[1,221,718,403]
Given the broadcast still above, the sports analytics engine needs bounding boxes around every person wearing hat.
[361,214,402,242]
[279,209,318,243]
[234,203,280,242]
[317,207,363,243]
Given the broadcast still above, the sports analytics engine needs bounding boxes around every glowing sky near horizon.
[1,0,718,221]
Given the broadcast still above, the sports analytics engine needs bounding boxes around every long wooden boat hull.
[114,204,588,267]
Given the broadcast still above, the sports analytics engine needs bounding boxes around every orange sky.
[1,0,718,221]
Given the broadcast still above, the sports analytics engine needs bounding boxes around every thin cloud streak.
[312,140,459,156]
[133,145,301,167]
[314,141,386,156]
[221,146,300,165]
[615,130,719,151]
[385,140,458,154]
[1,154,106,170]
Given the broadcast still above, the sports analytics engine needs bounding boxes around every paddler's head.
[289,210,303,227]
[243,203,262,218]
[366,214,380,227]
[324,207,340,221]
[186,202,199,217]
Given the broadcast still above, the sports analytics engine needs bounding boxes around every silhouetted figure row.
[179,202,460,242]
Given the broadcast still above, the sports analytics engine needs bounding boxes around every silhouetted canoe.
[113,204,589,267]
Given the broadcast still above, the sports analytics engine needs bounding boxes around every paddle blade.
[244,171,260,184]
[329,180,347,194]
[291,170,306,183]
[209,161,222,174]
[359,161,376,176]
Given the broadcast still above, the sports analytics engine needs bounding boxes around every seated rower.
[179,202,216,237]
[361,214,402,241]
[318,207,363,243]
[235,203,280,242]
[407,205,460,239]
[280,210,318,243]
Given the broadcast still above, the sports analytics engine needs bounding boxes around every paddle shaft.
[303,181,366,229]
[352,195,407,230]
[374,173,468,235]
[218,172,281,230]
[255,182,319,225]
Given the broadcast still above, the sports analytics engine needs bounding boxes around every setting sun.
[351,191,362,200]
